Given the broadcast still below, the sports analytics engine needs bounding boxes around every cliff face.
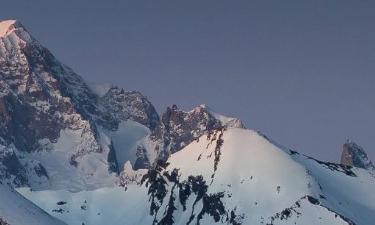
[0,20,103,189]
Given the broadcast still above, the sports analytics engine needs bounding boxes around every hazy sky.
[1,0,374,162]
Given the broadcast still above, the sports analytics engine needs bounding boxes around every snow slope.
[17,128,374,225]
[24,129,117,192]
[107,121,152,168]
[17,186,151,225]
[0,183,66,225]
[295,154,375,224]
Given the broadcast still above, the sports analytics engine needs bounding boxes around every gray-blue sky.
[1,0,374,162]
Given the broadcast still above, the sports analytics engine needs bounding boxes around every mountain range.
[0,20,374,225]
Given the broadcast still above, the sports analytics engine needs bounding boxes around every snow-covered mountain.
[0,20,242,192]
[0,19,374,225]
[18,128,375,225]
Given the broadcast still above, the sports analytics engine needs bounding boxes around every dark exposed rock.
[134,146,150,170]
[269,196,356,225]
[0,217,11,225]
[0,146,27,186]
[197,192,226,223]
[56,201,67,205]
[141,162,169,217]
[107,141,119,174]
[213,129,224,173]
[141,159,243,225]
[52,208,65,214]
[341,140,374,170]
[161,105,242,156]
[157,184,177,225]
[306,196,320,205]
[0,32,96,153]
[98,87,160,132]
[162,105,220,154]
[0,21,104,189]
[33,163,48,178]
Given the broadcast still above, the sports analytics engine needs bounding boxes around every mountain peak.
[0,19,21,36]
[0,19,34,47]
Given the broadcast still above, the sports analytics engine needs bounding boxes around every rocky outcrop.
[161,104,244,154]
[0,217,11,225]
[98,87,160,131]
[341,140,374,170]
[0,144,27,186]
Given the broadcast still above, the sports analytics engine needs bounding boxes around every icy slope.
[18,128,373,225]
[0,183,66,225]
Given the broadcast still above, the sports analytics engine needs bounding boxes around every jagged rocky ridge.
[0,20,243,190]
